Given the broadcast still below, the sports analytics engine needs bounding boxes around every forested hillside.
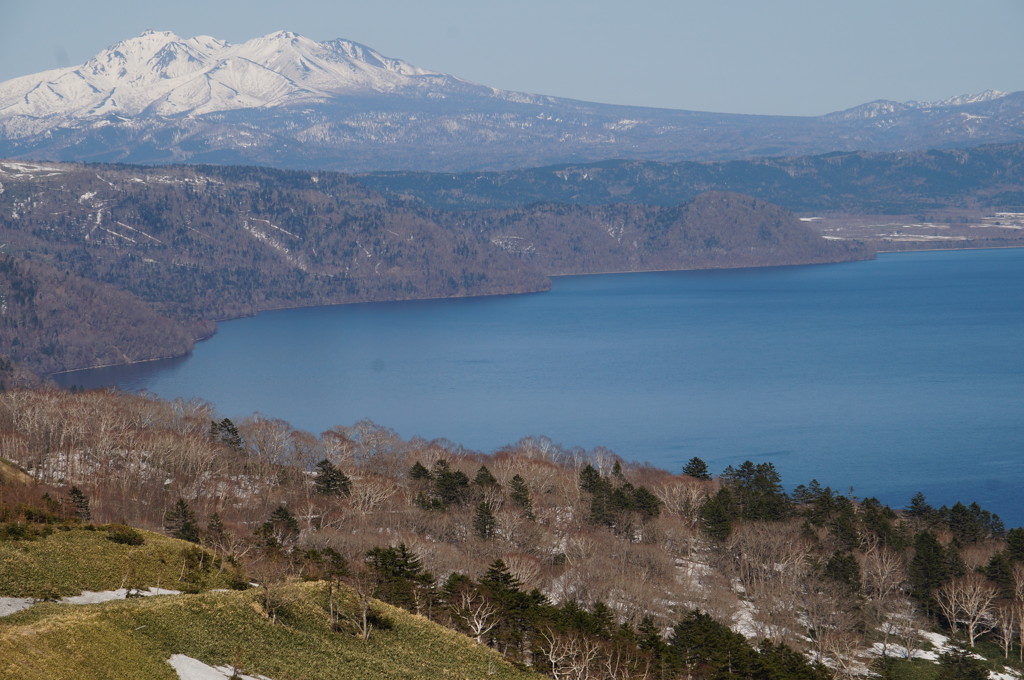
[0,160,868,376]
[0,254,209,378]
[2,388,1022,680]
[357,142,1024,215]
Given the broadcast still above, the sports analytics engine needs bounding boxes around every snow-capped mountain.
[918,89,1009,108]
[824,89,1013,121]
[0,30,491,125]
[0,30,1021,172]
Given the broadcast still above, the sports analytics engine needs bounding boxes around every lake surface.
[58,249,1024,525]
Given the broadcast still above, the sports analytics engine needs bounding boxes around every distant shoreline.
[49,244,1019,382]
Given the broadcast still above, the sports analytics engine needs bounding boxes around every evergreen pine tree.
[257,505,300,551]
[365,543,434,611]
[632,486,662,519]
[612,460,625,480]
[906,492,938,525]
[578,464,604,493]
[823,551,861,591]
[669,610,760,678]
[590,601,615,638]
[758,640,830,680]
[205,512,227,549]
[210,417,243,450]
[985,550,1015,598]
[637,615,667,657]
[721,461,791,521]
[431,459,470,507]
[409,461,431,480]
[1006,527,1024,561]
[699,488,736,541]
[313,458,351,496]
[164,498,201,543]
[68,486,91,521]
[473,501,496,539]
[909,530,963,613]
[827,498,860,551]
[859,497,904,548]
[473,465,499,487]
[682,456,711,480]
[481,558,522,593]
[508,474,535,519]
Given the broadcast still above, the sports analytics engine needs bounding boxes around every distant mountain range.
[356,142,1024,214]
[1,30,1022,171]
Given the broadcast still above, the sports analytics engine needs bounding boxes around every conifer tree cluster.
[578,463,661,535]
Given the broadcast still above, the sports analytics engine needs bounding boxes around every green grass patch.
[965,637,1024,676]
[0,458,33,486]
[0,526,240,598]
[0,582,541,680]
[871,657,943,680]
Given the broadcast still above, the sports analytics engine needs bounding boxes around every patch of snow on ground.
[0,597,33,617]
[0,587,186,616]
[910,632,987,661]
[0,162,66,177]
[61,587,182,605]
[919,631,951,650]
[168,654,274,680]
[731,600,760,639]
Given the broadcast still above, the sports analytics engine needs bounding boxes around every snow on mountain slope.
[824,90,1012,121]
[0,30,1020,172]
[0,29,462,124]
[917,89,1009,108]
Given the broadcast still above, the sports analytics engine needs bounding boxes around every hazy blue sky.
[1,0,1021,116]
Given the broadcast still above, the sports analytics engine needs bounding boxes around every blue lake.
[58,249,1024,525]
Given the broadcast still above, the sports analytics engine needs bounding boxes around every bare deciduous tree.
[935,573,998,647]
[993,601,1019,659]
[346,564,382,641]
[350,474,398,512]
[539,628,601,680]
[451,588,499,644]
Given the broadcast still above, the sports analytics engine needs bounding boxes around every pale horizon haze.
[0,0,1021,117]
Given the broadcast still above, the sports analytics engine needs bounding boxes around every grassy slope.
[0,584,540,680]
[0,527,238,599]
[0,529,540,680]
[0,458,33,486]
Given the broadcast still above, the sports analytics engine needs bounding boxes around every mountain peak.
[261,30,301,41]
[0,30,453,121]
[825,89,1014,121]
[823,99,911,121]
[139,29,180,39]
[917,89,1009,108]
